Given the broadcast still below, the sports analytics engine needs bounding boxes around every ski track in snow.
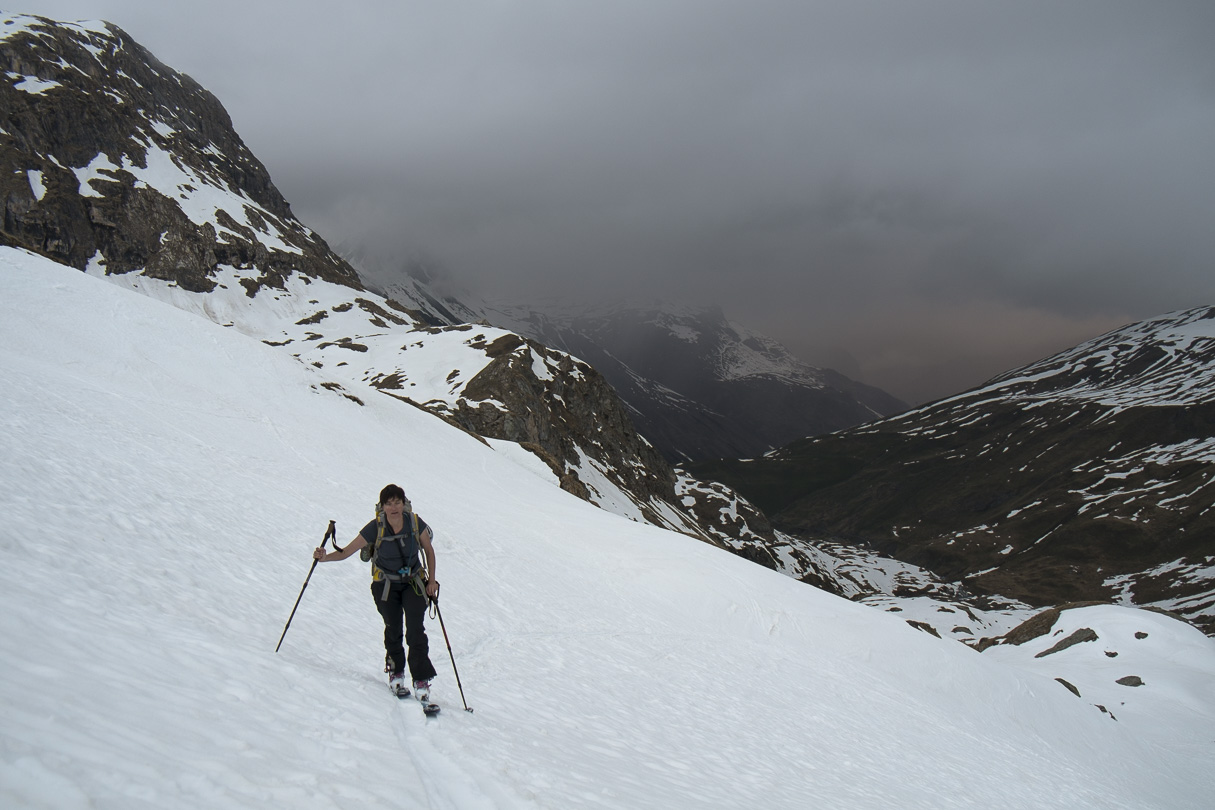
[2,248,1214,809]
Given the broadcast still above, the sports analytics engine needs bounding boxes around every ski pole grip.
[323,520,342,553]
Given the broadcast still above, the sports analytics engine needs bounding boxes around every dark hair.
[379,483,407,505]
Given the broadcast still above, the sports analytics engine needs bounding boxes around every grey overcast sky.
[16,1,1215,403]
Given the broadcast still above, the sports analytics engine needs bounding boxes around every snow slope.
[3,247,1213,809]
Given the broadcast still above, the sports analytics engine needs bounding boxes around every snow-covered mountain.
[694,308,1215,636]
[485,299,907,462]
[5,240,1215,810]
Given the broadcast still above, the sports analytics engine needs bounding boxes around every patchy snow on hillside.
[0,12,52,43]
[71,142,303,254]
[3,247,1214,809]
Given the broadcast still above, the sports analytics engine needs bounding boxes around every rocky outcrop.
[453,333,678,512]
[1,13,358,292]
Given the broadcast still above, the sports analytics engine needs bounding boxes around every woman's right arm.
[314,534,368,562]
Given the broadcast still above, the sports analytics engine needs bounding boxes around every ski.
[388,680,437,715]
[414,680,440,716]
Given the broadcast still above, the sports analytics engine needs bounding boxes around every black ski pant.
[371,578,437,684]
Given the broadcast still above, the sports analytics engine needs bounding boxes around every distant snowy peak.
[714,318,829,385]
[0,12,357,290]
[641,305,837,389]
[493,299,827,386]
[486,298,907,462]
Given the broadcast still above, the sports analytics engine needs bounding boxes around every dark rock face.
[488,302,906,463]
[673,472,783,566]
[441,330,679,519]
[692,308,1215,635]
[1,13,358,292]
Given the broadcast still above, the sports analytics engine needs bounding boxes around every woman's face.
[382,496,406,519]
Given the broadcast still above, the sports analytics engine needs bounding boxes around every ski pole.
[275,520,336,653]
[431,585,473,713]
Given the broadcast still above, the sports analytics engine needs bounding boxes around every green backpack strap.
[360,503,385,563]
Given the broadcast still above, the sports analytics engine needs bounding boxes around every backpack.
[360,504,422,582]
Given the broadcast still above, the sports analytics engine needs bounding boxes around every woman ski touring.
[313,484,440,708]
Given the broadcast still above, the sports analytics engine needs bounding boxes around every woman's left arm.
[419,526,438,598]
